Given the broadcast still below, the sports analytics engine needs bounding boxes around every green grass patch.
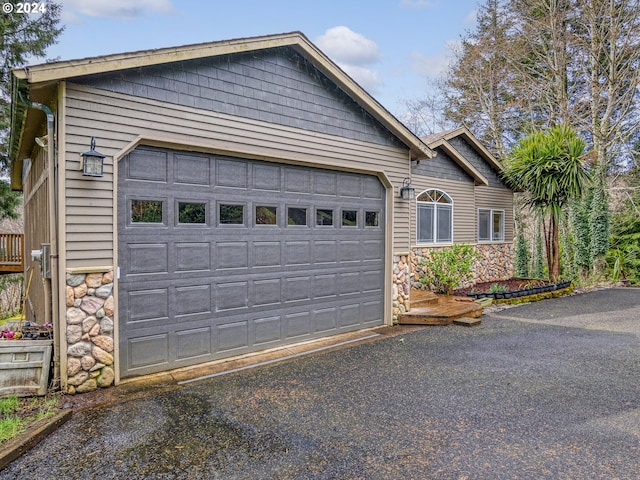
[0,395,60,444]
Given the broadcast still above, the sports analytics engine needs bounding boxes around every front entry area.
[117,146,386,378]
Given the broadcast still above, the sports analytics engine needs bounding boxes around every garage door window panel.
[365,211,380,227]
[178,201,207,225]
[131,199,164,224]
[342,209,358,227]
[255,205,278,225]
[316,209,334,226]
[219,203,245,225]
[287,207,308,226]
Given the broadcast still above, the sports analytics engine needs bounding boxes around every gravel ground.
[2,288,639,479]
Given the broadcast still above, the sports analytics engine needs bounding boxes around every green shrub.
[418,244,479,295]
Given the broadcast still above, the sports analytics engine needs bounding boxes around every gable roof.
[421,127,503,186]
[10,31,434,182]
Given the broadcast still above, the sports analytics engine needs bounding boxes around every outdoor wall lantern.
[399,177,415,200]
[81,137,106,177]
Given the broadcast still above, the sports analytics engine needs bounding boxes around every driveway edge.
[0,409,72,472]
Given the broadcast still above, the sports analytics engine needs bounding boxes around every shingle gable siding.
[73,46,403,148]
[448,137,506,188]
[412,148,473,183]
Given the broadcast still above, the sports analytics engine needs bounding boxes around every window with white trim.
[478,209,504,241]
[417,189,452,244]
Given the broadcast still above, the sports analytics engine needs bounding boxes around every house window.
[478,209,504,241]
[416,189,452,244]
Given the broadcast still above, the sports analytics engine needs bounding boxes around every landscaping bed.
[455,278,573,301]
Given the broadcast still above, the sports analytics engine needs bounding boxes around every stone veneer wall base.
[410,243,514,291]
[65,271,115,394]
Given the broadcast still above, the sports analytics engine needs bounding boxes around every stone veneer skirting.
[410,243,514,291]
[392,254,411,321]
[64,271,115,394]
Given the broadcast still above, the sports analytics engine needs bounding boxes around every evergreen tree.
[0,1,63,218]
[514,226,530,278]
[571,192,593,275]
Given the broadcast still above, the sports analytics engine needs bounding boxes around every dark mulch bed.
[454,278,547,296]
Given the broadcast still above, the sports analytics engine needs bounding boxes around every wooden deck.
[397,290,483,326]
[0,233,24,275]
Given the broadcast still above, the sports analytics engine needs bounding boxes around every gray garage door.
[117,146,386,378]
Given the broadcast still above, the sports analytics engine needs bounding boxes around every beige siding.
[22,146,50,323]
[411,176,476,245]
[474,186,515,242]
[63,83,412,268]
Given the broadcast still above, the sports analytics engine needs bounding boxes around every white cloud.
[60,0,174,22]
[315,26,382,93]
[315,26,380,65]
[338,64,383,93]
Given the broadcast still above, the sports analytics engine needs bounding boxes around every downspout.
[18,90,61,387]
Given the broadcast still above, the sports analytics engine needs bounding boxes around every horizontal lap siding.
[411,176,476,245]
[64,84,411,268]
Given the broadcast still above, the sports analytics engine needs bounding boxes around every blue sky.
[46,0,479,117]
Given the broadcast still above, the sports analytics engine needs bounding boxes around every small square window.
[342,210,358,227]
[316,209,333,226]
[131,200,163,223]
[287,207,308,226]
[219,204,244,225]
[178,202,206,224]
[365,211,379,227]
[478,209,504,242]
[256,206,277,225]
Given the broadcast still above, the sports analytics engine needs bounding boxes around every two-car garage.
[117,146,387,378]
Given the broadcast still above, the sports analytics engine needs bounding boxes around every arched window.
[416,189,453,244]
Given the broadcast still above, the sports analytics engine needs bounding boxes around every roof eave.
[17,31,434,162]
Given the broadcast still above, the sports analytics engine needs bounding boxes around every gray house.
[9,32,512,394]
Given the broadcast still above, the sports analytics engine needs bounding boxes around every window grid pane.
[417,204,434,243]
[478,209,490,241]
[492,211,504,241]
[436,205,452,243]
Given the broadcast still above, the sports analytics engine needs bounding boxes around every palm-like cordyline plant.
[502,125,591,282]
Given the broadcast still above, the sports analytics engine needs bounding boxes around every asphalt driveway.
[2,288,639,479]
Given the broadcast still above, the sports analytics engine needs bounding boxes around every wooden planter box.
[0,340,53,397]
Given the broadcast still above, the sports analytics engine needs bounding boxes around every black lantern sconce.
[81,137,106,177]
[399,177,415,201]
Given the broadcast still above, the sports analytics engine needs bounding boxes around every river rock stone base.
[65,271,115,394]
[411,243,514,291]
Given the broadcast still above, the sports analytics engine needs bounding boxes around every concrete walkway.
[2,288,639,479]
